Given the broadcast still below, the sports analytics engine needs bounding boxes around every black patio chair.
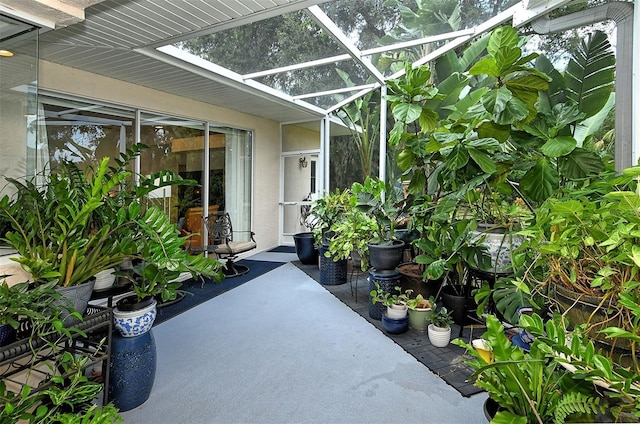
[203,212,256,278]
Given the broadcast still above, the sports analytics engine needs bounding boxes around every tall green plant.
[336,72,380,182]
[517,30,615,203]
[352,177,406,244]
[389,26,614,209]
[0,146,223,299]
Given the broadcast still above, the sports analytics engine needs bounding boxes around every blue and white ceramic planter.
[113,299,157,337]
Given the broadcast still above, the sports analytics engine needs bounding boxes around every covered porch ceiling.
[0,0,595,126]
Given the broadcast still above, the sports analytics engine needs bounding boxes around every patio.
[119,248,488,423]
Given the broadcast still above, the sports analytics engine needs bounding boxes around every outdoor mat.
[154,259,286,326]
[267,245,296,253]
[293,260,484,397]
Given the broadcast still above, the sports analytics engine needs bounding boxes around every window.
[27,95,253,249]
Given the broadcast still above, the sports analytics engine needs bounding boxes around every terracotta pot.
[398,262,443,299]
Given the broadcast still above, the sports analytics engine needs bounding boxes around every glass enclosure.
[0,15,38,191]
[172,0,522,109]
[0,15,38,254]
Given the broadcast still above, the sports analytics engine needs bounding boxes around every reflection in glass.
[40,95,135,169]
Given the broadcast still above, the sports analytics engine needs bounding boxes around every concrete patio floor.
[119,250,488,423]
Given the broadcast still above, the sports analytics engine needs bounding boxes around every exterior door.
[280,152,318,245]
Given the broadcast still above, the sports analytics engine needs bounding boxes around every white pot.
[93,268,116,290]
[387,303,408,319]
[113,299,157,337]
[428,324,451,348]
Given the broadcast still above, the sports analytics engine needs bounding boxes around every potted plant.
[371,282,410,334]
[453,314,607,423]
[522,312,640,421]
[370,282,409,319]
[309,188,351,247]
[310,189,352,285]
[405,291,433,331]
[387,25,614,303]
[516,167,640,370]
[413,218,489,325]
[464,187,532,275]
[0,343,123,423]
[427,304,453,347]
[325,188,378,272]
[293,193,318,265]
[353,177,406,271]
[0,146,224,325]
[0,280,61,346]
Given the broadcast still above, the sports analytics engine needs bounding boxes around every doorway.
[280,152,319,245]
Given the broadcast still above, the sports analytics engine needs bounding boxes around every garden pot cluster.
[308,23,630,422]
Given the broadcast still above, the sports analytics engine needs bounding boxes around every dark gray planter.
[293,232,318,265]
[318,246,347,285]
[367,240,405,271]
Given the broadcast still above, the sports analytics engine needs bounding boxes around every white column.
[633,1,640,166]
[379,85,388,182]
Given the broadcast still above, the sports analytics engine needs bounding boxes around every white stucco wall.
[38,60,281,252]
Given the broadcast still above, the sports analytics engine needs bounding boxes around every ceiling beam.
[306,5,386,85]
[0,0,105,28]
[143,45,326,117]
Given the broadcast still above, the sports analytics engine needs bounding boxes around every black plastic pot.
[440,284,470,326]
[115,295,155,312]
[483,398,500,422]
[367,240,405,271]
[293,232,318,265]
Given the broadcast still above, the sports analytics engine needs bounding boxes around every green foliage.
[386,63,441,146]
[310,188,352,244]
[0,351,122,423]
[453,314,605,424]
[352,177,406,244]
[52,404,122,424]
[336,83,380,182]
[521,313,640,421]
[385,25,617,325]
[517,30,615,203]
[522,169,640,299]
[405,292,433,310]
[427,304,453,328]
[564,31,615,120]
[325,190,378,271]
[388,26,614,217]
[0,145,224,302]
[411,201,489,285]
[370,282,408,307]
[0,280,59,327]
